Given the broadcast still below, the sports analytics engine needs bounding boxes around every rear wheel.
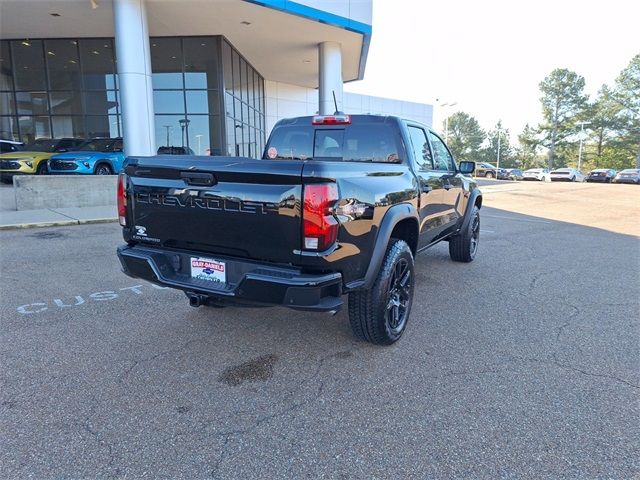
[95,163,112,175]
[485,171,494,179]
[348,239,414,345]
[449,206,480,262]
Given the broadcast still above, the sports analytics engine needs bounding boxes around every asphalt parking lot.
[1,181,639,478]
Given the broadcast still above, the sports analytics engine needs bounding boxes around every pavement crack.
[206,347,354,476]
[529,269,557,290]
[551,353,640,390]
[505,352,639,390]
[556,303,581,342]
[118,337,207,384]
[74,391,120,476]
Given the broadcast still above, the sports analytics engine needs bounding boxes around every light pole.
[496,128,506,170]
[178,118,190,148]
[577,121,591,171]
[163,125,171,147]
[437,100,457,142]
[195,134,203,155]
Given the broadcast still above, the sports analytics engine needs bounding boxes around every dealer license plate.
[190,257,226,284]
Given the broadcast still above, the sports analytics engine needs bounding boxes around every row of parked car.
[474,162,640,184]
[0,138,194,182]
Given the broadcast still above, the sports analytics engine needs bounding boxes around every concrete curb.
[0,218,117,230]
[0,219,79,230]
[0,205,117,230]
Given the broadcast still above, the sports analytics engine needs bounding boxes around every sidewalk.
[0,205,117,230]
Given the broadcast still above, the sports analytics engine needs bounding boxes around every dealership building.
[0,0,432,157]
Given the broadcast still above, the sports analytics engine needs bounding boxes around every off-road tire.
[449,206,480,262]
[348,239,414,345]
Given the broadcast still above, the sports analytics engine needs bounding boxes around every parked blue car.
[48,138,124,175]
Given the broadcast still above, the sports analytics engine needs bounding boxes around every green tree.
[480,122,516,167]
[538,69,589,169]
[515,124,543,170]
[444,112,485,162]
[588,86,623,166]
[610,54,640,168]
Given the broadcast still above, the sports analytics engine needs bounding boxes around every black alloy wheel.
[348,239,415,345]
[386,257,412,335]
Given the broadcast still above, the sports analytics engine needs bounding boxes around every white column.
[318,42,343,115]
[113,0,155,157]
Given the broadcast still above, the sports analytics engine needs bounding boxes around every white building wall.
[265,81,433,134]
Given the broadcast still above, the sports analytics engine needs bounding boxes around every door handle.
[180,171,216,186]
[421,185,433,193]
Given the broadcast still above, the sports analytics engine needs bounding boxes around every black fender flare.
[459,188,482,233]
[346,203,419,291]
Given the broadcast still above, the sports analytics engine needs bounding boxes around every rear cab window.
[264,116,403,163]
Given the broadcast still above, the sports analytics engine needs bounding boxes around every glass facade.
[0,39,120,143]
[0,36,265,157]
[221,39,266,158]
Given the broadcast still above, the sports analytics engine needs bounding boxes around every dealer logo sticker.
[135,225,147,236]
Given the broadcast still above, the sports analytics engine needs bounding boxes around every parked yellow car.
[0,138,84,182]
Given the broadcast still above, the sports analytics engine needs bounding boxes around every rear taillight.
[117,173,127,226]
[303,183,339,251]
[312,114,351,125]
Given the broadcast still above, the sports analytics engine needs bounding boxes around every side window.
[428,131,454,171]
[407,126,433,170]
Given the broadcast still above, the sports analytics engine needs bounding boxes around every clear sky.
[345,0,640,139]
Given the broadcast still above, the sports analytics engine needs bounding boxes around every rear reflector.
[312,114,351,125]
[117,173,127,226]
[303,183,339,251]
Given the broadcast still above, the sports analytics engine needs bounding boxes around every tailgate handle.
[180,171,216,186]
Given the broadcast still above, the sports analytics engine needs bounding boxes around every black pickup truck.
[117,114,482,345]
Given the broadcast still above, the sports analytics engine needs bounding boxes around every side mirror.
[458,161,475,175]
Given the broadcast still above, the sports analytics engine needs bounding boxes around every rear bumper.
[117,244,343,312]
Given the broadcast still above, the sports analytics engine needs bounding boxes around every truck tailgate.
[124,156,303,264]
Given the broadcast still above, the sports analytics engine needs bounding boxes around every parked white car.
[523,168,551,181]
[550,168,585,182]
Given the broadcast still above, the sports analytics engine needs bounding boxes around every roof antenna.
[332,90,344,115]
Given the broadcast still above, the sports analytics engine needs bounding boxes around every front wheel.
[449,206,480,262]
[348,239,414,345]
[94,164,112,175]
[485,172,494,179]
[36,161,48,175]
